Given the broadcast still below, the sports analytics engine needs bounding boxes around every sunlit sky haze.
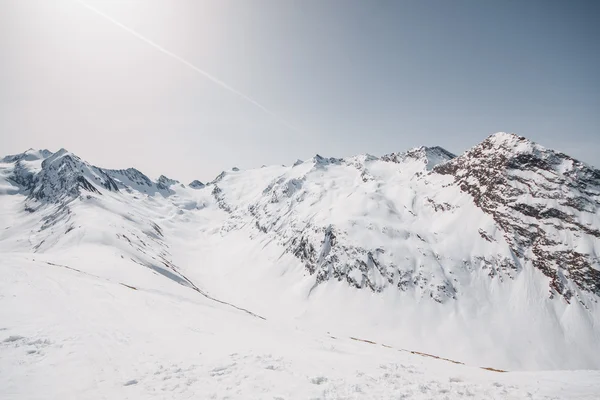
[1,0,598,182]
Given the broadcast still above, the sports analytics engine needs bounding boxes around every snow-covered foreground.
[2,254,599,400]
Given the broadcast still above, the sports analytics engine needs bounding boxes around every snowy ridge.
[105,167,154,191]
[381,145,456,170]
[1,134,600,375]
[1,148,53,164]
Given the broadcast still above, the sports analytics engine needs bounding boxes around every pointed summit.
[156,175,180,191]
[382,146,455,170]
[189,180,205,189]
[29,149,119,202]
[2,148,54,163]
[478,132,538,153]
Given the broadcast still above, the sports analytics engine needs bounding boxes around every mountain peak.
[435,133,600,302]
[24,148,53,158]
[156,175,180,190]
[2,148,54,163]
[312,154,343,166]
[479,132,540,154]
[42,148,72,166]
[28,149,119,202]
[486,131,524,142]
[382,146,455,170]
[189,180,205,189]
[408,145,456,160]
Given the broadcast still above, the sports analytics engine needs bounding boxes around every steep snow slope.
[181,140,600,370]
[0,133,599,382]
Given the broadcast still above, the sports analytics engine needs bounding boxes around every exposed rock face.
[6,160,37,190]
[189,180,205,189]
[1,148,53,163]
[156,175,180,191]
[435,133,600,302]
[29,149,119,202]
[217,148,470,303]
[382,146,456,170]
[105,168,154,189]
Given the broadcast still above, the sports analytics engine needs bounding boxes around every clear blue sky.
[1,0,598,182]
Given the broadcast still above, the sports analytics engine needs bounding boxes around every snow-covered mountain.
[1,133,600,398]
[435,133,600,302]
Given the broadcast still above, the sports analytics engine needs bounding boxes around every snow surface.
[2,254,600,399]
[1,136,600,399]
[4,255,600,399]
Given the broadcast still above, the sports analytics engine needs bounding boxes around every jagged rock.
[189,180,205,189]
[156,175,179,191]
[105,168,154,189]
[382,146,456,170]
[28,149,118,202]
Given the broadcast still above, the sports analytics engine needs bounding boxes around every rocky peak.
[313,154,344,167]
[1,148,55,191]
[156,175,179,189]
[189,180,205,189]
[382,146,456,170]
[41,148,71,167]
[105,168,153,189]
[210,171,228,185]
[435,133,600,303]
[2,148,54,163]
[482,131,529,147]
[29,149,118,202]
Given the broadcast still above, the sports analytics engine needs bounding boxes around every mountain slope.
[0,133,599,373]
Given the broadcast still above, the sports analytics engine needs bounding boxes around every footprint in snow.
[124,379,138,386]
[3,335,24,343]
[210,363,235,377]
[310,376,328,385]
